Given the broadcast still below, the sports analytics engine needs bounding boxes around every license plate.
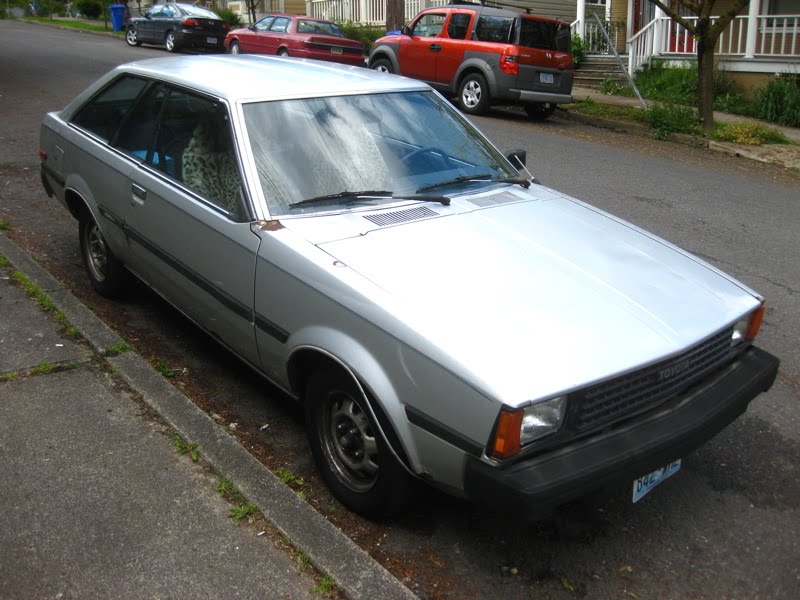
[539,72,554,84]
[206,37,217,44]
[331,47,343,54]
[632,459,681,503]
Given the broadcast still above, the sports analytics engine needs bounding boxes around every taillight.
[223,22,230,31]
[182,18,199,27]
[39,149,48,161]
[500,54,519,76]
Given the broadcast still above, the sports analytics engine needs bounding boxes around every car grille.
[572,328,735,432]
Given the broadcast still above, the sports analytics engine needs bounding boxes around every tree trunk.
[386,0,405,32]
[696,35,716,131]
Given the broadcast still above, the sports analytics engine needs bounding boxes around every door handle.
[131,183,146,206]
[429,44,441,52]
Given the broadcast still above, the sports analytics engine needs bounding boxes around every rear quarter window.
[475,16,513,43]
[71,75,150,142]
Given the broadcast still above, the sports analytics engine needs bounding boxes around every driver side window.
[412,14,446,38]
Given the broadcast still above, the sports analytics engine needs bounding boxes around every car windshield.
[242,90,518,216]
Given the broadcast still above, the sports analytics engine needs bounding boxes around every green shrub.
[712,121,788,145]
[217,7,241,28]
[756,77,800,127]
[635,63,738,106]
[644,102,703,138]
[571,33,584,66]
[76,0,102,19]
[335,21,386,55]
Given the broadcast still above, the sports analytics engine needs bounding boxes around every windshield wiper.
[416,174,530,194]
[289,190,392,209]
[290,190,451,208]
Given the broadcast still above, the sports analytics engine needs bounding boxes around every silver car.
[39,55,779,517]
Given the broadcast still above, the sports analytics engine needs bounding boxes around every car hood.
[302,190,760,405]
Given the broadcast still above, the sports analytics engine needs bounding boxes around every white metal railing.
[628,14,800,75]
[572,18,622,54]
[306,0,448,27]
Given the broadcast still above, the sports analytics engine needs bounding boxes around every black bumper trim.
[463,346,779,514]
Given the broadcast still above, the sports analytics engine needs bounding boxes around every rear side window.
[447,13,471,40]
[475,16,513,43]
[520,19,572,52]
[71,75,149,141]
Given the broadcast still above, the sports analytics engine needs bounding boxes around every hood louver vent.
[364,206,439,227]
[466,191,520,208]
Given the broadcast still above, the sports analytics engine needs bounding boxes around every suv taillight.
[500,54,519,76]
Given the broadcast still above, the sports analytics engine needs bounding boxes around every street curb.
[0,231,418,600]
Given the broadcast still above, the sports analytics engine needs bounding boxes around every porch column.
[744,0,760,58]
[577,0,586,40]
[652,5,665,57]
[626,0,634,42]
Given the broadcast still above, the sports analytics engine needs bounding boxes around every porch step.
[574,55,629,90]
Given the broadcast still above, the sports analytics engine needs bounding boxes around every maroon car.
[224,14,365,66]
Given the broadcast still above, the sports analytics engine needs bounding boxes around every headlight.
[731,302,765,347]
[491,396,567,459]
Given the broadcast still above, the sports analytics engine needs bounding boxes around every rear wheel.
[458,72,490,115]
[125,26,141,47]
[370,58,393,74]
[525,102,557,121]
[305,367,414,517]
[79,210,128,298]
[229,40,241,54]
[165,30,179,53]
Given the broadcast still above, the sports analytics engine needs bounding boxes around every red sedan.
[224,14,365,66]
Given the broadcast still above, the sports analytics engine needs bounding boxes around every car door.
[138,5,162,43]
[434,11,473,84]
[265,16,292,54]
[242,16,274,53]
[398,11,448,81]
[113,84,261,367]
[152,3,179,43]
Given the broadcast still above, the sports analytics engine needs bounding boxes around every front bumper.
[464,346,779,514]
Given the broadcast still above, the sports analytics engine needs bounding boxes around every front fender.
[368,44,400,73]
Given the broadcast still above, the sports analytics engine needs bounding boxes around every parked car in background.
[125,2,229,53]
[40,55,778,518]
[224,14,365,66]
[369,4,573,119]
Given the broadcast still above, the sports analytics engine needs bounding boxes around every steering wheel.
[401,146,453,171]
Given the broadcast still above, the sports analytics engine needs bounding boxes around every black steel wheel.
[305,367,414,516]
[79,210,128,298]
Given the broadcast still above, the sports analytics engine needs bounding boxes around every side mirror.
[249,24,256,31]
[506,149,527,170]
[401,25,410,36]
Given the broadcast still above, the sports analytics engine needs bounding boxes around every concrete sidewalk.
[0,233,416,599]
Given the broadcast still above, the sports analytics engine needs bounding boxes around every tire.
[370,58,393,74]
[229,40,241,55]
[458,72,490,115]
[125,26,141,47]
[165,30,179,53]
[278,48,290,57]
[305,367,414,517]
[79,211,128,298]
[525,102,557,121]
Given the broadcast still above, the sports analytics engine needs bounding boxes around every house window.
[766,0,800,14]
[587,0,606,5]
[763,0,800,29]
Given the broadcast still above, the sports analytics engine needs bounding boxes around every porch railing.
[306,0,448,27]
[628,14,799,75]
[572,18,623,54]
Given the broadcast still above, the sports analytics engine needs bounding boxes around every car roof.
[112,55,428,103]
[429,3,566,25]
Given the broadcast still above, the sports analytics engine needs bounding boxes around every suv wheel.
[458,72,490,115]
[370,58,394,74]
[525,102,557,121]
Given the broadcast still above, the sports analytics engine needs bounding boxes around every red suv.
[368,3,573,120]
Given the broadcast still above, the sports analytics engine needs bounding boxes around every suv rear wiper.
[290,190,450,208]
[416,174,530,194]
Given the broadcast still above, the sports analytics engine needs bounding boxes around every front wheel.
[229,40,241,54]
[305,367,414,517]
[79,211,129,298]
[370,58,393,74]
[525,102,557,121]
[165,30,179,53]
[278,48,290,57]
[125,26,141,47]
[458,72,490,115]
